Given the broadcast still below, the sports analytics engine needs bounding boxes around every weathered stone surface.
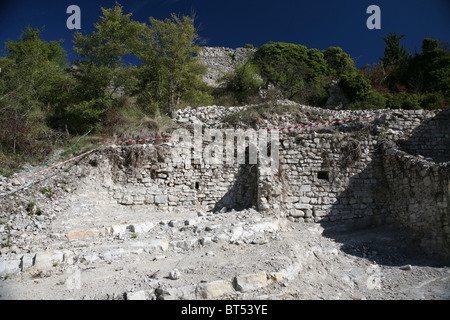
[128,222,155,233]
[33,251,64,269]
[155,195,168,204]
[67,229,104,241]
[126,290,148,300]
[289,209,304,218]
[0,255,21,276]
[250,220,280,233]
[148,239,169,252]
[196,279,235,299]
[267,272,283,283]
[234,271,268,292]
[230,226,244,243]
[169,268,181,280]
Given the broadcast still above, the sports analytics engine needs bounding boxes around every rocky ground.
[0,158,449,300]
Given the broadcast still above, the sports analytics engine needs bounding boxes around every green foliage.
[418,92,446,110]
[323,47,355,76]
[182,89,214,107]
[0,26,67,161]
[405,38,450,95]
[380,32,412,91]
[339,72,372,102]
[351,90,386,110]
[220,61,263,104]
[385,92,420,110]
[135,13,202,116]
[381,32,411,68]
[63,3,146,132]
[253,42,332,105]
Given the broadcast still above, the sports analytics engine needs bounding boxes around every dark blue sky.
[0,0,449,68]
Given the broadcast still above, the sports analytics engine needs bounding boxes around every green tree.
[405,38,450,95]
[253,42,330,104]
[63,3,146,132]
[339,72,372,103]
[322,47,355,76]
[0,26,67,156]
[136,13,202,116]
[221,61,263,104]
[380,32,412,90]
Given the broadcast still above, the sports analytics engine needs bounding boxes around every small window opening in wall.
[318,171,329,181]
[195,182,200,190]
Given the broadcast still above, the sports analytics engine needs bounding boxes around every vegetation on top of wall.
[0,2,448,175]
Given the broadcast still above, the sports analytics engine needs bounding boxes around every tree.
[339,72,372,103]
[64,3,146,132]
[221,61,263,104]
[405,38,450,95]
[253,42,330,103]
[136,13,202,116]
[380,32,412,90]
[322,47,355,77]
[0,26,67,156]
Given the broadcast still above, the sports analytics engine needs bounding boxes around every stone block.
[234,271,268,292]
[196,279,235,299]
[67,229,104,241]
[300,185,311,192]
[144,195,155,204]
[0,255,22,276]
[126,290,148,300]
[155,195,168,204]
[314,210,327,217]
[33,251,64,269]
[120,194,133,205]
[128,222,155,233]
[289,209,305,218]
[148,239,169,252]
[267,272,283,283]
[294,203,312,210]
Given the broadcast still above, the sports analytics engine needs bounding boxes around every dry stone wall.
[93,103,449,258]
[198,47,256,87]
[382,142,450,257]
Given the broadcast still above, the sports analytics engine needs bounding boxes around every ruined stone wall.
[382,144,450,257]
[95,104,448,256]
[103,144,252,212]
[198,47,256,87]
[270,131,386,224]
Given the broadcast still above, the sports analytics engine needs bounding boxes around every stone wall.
[198,47,256,87]
[94,103,448,257]
[382,143,450,257]
[398,110,450,163]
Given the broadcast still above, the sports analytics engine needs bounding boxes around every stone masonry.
[198,47,257,87]
[85,104,449,258]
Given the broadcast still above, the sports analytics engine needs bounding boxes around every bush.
[385,92,420,110]
[322,47,355,76]
[181,89,214,107]
[351,90,386,110]
[293,77,330,107]
[339,73,372,102]
[220,62,263,105]
[418,92,446,110]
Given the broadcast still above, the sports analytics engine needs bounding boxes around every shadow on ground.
[320,220,449,267]
[320,110,450,268]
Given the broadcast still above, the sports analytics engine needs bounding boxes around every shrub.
[419,92,446,110]
[385,92,420,110]
[339,73,372,102]
[181,89,214,107]
[351,90,386,110]
[220,62,263,105]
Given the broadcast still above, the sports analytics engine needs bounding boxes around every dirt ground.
[0,157,449,300]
